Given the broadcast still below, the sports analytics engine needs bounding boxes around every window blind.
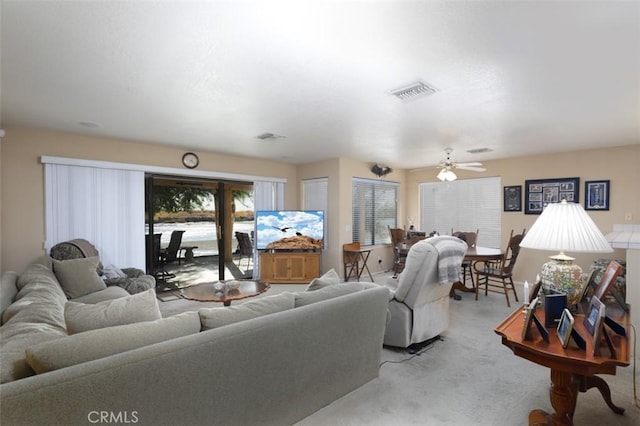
[419,177,501,248]
[44,163,146,269]
[352,178,398,246]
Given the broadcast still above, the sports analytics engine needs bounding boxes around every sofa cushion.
[199,292,295,330]
[0,264,68,383]
[305,268,340,291]
[72,285,130,304]
[0,324,67,383]
[0,271,19,324]
[65,289,161,334]
[295,282,371,307]
[26,311,200,374]
[52,256,107,299]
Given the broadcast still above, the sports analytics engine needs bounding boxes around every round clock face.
[182,152,199,169]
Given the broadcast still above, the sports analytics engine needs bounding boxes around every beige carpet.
[298,285,640,426]
[156,276,640,425]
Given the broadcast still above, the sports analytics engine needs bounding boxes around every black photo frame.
[524,177,580,215]
[503,185,522,211]
[585,180,610,211]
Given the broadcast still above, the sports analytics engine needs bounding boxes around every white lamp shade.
[520,200,613,255]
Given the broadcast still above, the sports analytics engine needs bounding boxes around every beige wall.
[406,144,639,285]
[1,125,638,287]
[0,126,298,272]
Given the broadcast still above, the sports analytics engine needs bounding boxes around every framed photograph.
[593,260,624,302]
[557,309,574,348]
[583,296,604,337]
[503,185,522,211]
[524,177,580,214]
[522,298,537,340]
[577,269,598,313]
[528,280,542,303]
[585,180,610,211]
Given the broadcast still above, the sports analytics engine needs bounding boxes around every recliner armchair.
[382,236,467,348]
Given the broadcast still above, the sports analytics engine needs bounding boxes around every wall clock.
[182,152,199,169]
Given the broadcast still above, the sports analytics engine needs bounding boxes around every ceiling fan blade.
[456,165,486,172]
[455,161,483,167]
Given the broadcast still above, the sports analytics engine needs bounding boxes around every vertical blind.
[352,178,398,246]
[252,180,285,278]
[45,163,146,269]
[419,177,501,248]
[303,177,328,248]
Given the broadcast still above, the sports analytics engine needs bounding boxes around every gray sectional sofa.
[0,264,389,425]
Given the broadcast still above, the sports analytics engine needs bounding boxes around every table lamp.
[519,199,613,307]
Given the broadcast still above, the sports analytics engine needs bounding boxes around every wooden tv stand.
[259,250,321,284]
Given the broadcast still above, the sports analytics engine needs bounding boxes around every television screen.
[255,210,324,250]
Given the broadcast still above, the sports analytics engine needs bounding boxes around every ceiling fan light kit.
[435,147,486,181]
[437,167,457,182]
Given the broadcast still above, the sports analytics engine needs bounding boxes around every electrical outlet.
[625,212,632,221]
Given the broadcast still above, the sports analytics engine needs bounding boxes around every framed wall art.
[585,180,610,211]
[503,185,522,212]
[524,177,580,215]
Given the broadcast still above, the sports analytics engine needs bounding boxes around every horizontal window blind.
[352,178,398,246]
[419,177,501,248]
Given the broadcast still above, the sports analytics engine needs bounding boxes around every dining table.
[450,246,504,300]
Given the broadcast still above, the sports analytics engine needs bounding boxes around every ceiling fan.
[436,148,486,181]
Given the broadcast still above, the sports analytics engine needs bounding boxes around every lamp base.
[540,256,584,307]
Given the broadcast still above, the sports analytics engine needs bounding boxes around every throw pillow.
[65,288,161,334]
[52,256,106,299]
[26,311,200,374]
[305,268,340,291]
[101,264,127,280]
[199,292,295,330]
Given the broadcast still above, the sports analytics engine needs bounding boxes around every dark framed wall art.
[584,180,610,211]
[524,177,580,215]
[503,185,522,211]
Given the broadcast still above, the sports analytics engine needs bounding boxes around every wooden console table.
[494,304,629,426]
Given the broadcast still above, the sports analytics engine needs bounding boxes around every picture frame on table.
[593,260,624,302]
[577,269,599,313]
[585,180,610,211]
[522,298,537,340]
[503,185,522,211]
[522,297,548,342]
[524,177,580,214]
[557,309,574,349]
[583,296,605,339]
[528,280,542,304]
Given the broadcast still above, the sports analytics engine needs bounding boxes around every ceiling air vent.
[390,81,438,101]
[257,133,286,140]
[467,147,493,154]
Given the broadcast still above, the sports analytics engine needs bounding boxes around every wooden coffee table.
[180,280,270,306]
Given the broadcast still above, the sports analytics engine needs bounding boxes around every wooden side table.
[494,304,629,425]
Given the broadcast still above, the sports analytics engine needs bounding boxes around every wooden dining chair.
[452,229,479,288]
[388,226,407,277]
[343,242,361,281]
[475,229,526,307]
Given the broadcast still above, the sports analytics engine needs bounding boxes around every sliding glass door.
[145,175,254,289]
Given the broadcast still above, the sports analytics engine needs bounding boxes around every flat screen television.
[255,210,324,250]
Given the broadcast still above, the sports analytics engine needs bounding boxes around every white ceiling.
[2,1,639,169]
